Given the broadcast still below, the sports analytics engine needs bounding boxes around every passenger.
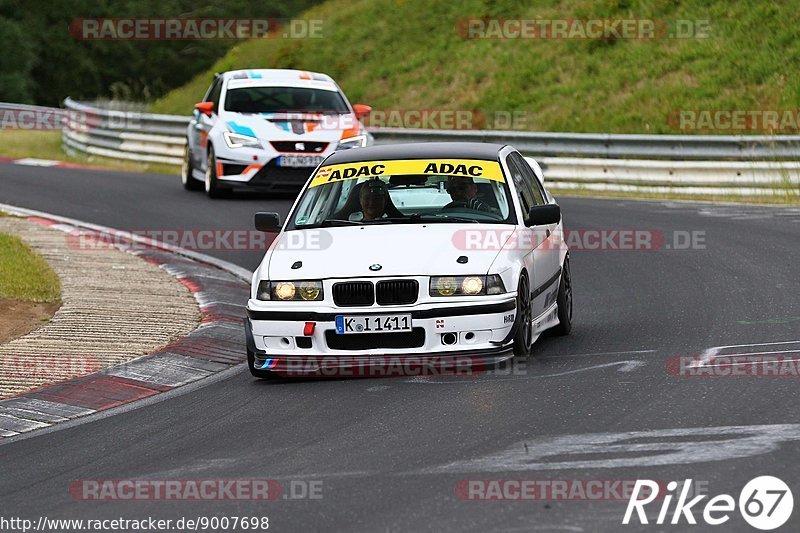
[444,176,492,212]
[350,180,389,221]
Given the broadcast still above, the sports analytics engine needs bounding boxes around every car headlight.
[223,130,261,149]
[335,135,367,150]
[461,276,483,295]
[429,275,506,296]
[256,280,271,300]
[256,280,324,301]
[297,281,322,301]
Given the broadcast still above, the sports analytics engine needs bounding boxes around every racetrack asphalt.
[1,161,800,531]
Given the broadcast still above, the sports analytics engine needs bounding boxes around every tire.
[181,144,202,191]
[247,349,274,379]
[204,146,227,198]
[551,255,573,336]
[512,273,533,357]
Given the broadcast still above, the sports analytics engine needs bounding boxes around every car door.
[190,77,222,171]
[507,152,560,319]
[517,153,560,287]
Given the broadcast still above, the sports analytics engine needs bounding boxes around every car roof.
[222,69,333,83]
[323,142,507,165]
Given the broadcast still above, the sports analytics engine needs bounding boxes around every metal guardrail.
[61,98,187,164]
[370,127,800,161]
[3,99,800,195]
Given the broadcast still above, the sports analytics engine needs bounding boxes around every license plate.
[277,154,324,168]
[335,314,412,334]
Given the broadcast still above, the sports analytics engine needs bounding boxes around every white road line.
[693,357,800,369]
[406,360,646,384]
[428,424,800,473]
[13,158,61,167]
[711,340,800,351]
[690,340,800,368]
[538,349,656,359]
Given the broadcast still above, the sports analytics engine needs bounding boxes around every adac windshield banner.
[308,159,505,188]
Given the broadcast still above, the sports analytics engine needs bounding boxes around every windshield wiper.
[408,214,480,223]
[307,215,483,228]
[316,219,365,227]
[361,215,482,224]
[302,108,341,115]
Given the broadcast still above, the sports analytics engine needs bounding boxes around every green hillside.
[152,0,800,134]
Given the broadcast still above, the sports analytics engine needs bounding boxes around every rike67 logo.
[624,476,793,530]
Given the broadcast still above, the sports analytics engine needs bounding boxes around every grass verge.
[0,232,61,303]
[152,0,800,136]
[0,130,179,175]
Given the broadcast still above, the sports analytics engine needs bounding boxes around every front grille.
[376,279,418,305]
[270,141,328,153]
[248,160,314,192]
[333,281,374,306]
[325,328,426,350]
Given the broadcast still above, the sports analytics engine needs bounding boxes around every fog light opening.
[465,332,475,341]
[281,337,291,347]
[441,332,458,345]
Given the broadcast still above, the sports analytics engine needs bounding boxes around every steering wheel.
[442,200,469,210]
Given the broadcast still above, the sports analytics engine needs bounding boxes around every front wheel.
[205,146,227,198]
[551,256,573,336]
[512,273,533,356]
[181,145,202,190]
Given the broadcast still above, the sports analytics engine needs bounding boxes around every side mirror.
[353,104,372,120]
[194,101,214,117]
[527,204,560,227]
[255,212,281,232]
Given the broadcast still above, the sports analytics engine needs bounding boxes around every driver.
[349,180,389,221]
[291,88,315,111]
[444,176,492,212]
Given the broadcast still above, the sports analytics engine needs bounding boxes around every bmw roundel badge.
[369,264,382,271]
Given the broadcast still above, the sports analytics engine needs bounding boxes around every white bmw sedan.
[245,142,572,377]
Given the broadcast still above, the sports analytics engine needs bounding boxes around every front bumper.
[245,298,517,376]
[214,156,318,192]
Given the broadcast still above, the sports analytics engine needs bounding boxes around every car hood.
[266,224,516,280]
[223,111,358,142]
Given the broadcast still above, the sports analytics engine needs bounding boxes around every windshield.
[289,159,515,228]
[224,86,350,114]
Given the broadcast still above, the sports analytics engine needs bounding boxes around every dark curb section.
[0,218,250,439]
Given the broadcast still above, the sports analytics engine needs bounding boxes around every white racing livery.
[182,69,373,198]
[245,142,572,377]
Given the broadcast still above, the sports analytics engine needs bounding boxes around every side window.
[506,154,534,222]
[205,78,223,114]
[528,161,549,203]
[510,153,545,206]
